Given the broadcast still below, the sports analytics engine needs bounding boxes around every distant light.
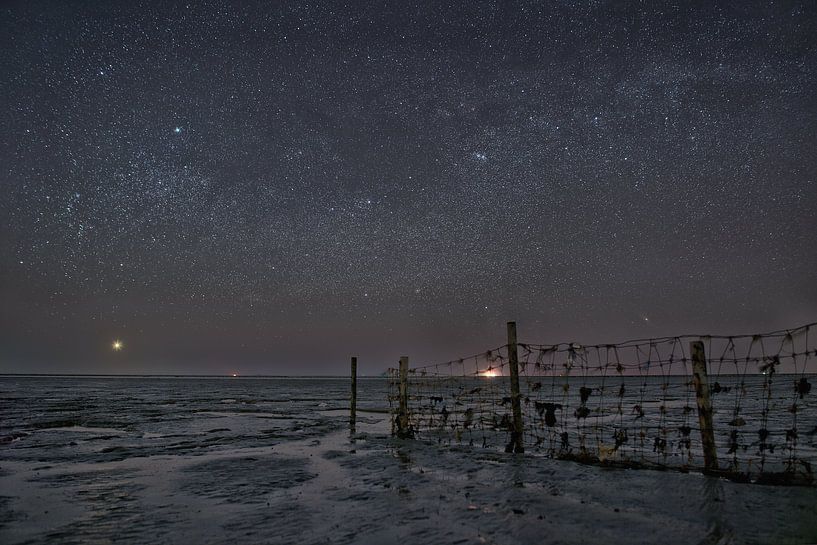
[231,372,238,377]
[174,127,182,134]
[112,340,123,351]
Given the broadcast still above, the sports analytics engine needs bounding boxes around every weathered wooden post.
[350,356,357,433]
[507,321,525,453]
[690,341,718,471]
[397,356,412,438]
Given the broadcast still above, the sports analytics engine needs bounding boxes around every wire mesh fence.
[387,322,816,485]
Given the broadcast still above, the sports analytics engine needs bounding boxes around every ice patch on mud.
[37,426,129,435]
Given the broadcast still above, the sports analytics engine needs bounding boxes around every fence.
[385,322,816,485]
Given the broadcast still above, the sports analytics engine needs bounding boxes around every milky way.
[2,1,815,374]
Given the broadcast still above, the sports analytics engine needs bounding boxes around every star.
[0,0,813,376]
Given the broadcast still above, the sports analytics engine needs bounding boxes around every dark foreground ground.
[1,377,815,544]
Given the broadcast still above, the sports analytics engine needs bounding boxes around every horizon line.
[0,373,388,378]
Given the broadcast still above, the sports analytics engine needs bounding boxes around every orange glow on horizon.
[479,368,500,377]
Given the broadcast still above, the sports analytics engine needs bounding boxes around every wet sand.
[1,377,815,544]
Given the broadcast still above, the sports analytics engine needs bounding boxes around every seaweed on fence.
[387,322,816,486]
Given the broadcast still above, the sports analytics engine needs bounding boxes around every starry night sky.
[1,1,815,375]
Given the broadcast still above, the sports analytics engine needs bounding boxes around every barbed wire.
[388,322,816,485]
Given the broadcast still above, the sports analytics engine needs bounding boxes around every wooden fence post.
[350,356,357,433]
[397,356,412,438]
[507,322,525,453]
[690,341,718,471]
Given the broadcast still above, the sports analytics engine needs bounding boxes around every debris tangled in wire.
[388,323,816,485]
